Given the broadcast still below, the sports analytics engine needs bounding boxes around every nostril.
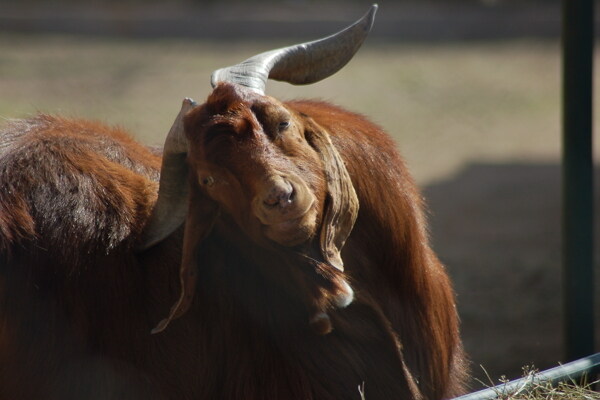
[263,195,279,207]
[263,181,294,208]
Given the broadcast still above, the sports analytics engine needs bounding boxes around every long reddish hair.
[0,95,466,399]
[289,100,468,399]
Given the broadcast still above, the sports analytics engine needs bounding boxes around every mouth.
[251,175,319,246]
[261,205,319,247]
[254,186,315,225]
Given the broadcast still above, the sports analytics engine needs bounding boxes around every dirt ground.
[0,23,599,389]
[426,163,600,385]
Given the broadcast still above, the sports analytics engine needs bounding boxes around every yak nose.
[262,179,295,208]
[253,175,315,227]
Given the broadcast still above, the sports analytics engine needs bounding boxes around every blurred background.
[1,0,599,391]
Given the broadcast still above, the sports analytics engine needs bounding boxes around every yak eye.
[278,120,290,132]
[202,176,215,187]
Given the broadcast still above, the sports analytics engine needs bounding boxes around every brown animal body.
[0,6,467,400]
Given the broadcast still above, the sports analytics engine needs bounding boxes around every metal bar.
[452,352,600,400]
[561,0,595,362]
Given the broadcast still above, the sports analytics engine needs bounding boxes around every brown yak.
[0,6,467,400]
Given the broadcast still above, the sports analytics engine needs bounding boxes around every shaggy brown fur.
[289,100,469,399]
[0,90,467,399]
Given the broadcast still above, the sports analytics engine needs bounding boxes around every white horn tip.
[183,97,197,108]
[365,4,378,30]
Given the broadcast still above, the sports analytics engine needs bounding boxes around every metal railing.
[452,353,600,400]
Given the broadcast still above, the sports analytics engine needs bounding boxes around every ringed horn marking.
[211,4,378,95]
[138,5,378,252]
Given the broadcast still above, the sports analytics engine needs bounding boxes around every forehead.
[185,84,291,146]
[184,83,292,150]
[204,83,283,117]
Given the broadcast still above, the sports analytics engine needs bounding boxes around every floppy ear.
[151,183,218,334]
[305,121,359,272]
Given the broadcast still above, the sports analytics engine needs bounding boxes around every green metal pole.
[562,0,595,361]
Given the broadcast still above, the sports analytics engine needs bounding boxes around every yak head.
[186,85,327,249]
[138,5,377,334]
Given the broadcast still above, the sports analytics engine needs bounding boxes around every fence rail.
[451,352,600,400]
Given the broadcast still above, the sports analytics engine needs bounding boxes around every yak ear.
[151,183,218,334]
[305,122,359,272]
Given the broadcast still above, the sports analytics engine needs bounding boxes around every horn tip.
[210,70,220,89]
[183,97,197,107]
[150,318,169,334]
[366,4,378,29]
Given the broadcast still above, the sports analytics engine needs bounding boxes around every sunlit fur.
[287,99,469,399]
[0,87,467,399]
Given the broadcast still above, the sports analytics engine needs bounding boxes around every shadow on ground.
[424,162,600,388]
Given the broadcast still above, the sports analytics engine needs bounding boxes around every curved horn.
[211,4,378,94]
[137,97,196,251]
